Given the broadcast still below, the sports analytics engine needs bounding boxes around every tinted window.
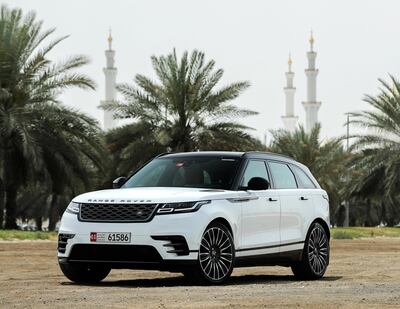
[291,165,316,189]
[122,157,240,190]
[241,160,269,187]
[268,161,297,189]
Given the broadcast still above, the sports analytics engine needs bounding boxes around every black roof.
[160,151,295,163]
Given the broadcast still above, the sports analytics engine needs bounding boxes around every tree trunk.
[4,186,18,229]
[0,180,4,229]
[336,204,345,227]
[0,196,4,229]
[35,216,43,231]
[3,144,20,230]
[380,201,386,226]
[48,194,59,231]
[364,199,373,227]
[384,201,396,226]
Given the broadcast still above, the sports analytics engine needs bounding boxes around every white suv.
[58,151,330,284]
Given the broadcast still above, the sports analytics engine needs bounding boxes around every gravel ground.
[0,238,399,308]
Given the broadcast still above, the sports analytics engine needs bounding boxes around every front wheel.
[291,222,330,280]
[183,222,235,284]
[59,263,111,283]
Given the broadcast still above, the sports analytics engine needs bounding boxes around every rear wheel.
[183,222,235,284]
[291,222,329,280]
[59,263,111,283]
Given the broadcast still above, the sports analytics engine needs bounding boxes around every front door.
[239,160,281,254]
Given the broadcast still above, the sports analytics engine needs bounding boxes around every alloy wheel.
[199,226,234,282]
[307,225,329,275]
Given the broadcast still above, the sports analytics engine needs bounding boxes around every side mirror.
[113,176,126,189]
[247,177,270,191]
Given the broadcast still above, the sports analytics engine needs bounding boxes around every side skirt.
[234,249,303,268]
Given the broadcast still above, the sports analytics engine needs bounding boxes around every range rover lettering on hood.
[86,199,153,203]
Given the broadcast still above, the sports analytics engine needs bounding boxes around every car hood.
[73,187,243,204]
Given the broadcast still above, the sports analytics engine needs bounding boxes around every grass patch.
[0,230,57,241]
[332,230,355,239]
[331,227,400,239]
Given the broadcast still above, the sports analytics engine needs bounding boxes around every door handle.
[300,196,308,201]
[268,198,278,202]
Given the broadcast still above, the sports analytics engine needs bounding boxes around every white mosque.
[100,32,321,134]
[282,32,321,133]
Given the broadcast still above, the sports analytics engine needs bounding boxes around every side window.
[291,165,316,189]
[268,161,297,189]
[241,160,269,188]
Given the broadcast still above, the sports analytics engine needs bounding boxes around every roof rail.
[243,151,294,160]
[155,152,170,158]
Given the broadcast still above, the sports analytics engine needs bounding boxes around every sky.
[5,0,400,143]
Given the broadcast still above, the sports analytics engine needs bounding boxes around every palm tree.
[0,5,98,228]
[348,75,400,226]
[37,106,107,230]
[269,124,349,224]
[106,122,165,177]
[106,121,265,178]
[104,49,263,172]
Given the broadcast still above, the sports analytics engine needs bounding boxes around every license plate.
[90,232,131,243]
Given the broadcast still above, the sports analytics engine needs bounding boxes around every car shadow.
[62,274,343,288]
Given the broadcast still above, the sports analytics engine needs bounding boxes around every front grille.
[68,244,162,263]
[79,203,158,222]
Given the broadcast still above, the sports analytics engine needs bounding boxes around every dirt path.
[0,238,399,308]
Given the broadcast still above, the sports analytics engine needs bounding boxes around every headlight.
[157,200,210,214]
[65,201,80,214]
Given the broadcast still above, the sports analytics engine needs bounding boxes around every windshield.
[122,156,241,190]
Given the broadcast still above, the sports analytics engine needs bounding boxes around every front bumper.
[57,210,209,265]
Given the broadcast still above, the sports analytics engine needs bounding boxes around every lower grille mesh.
[79,203,158,222]
[69,244,162,262]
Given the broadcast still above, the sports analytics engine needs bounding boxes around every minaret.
[101,29,117,130]
[281,54,298,132]
[302,32,321,133]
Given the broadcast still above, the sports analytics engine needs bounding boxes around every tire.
[183,222,235,284]
[59,263,111,283]
[291,222,330,280]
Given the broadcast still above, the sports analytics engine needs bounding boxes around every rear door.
[267,161,313,251]
[289,164,318,237]
[239,160,281,253]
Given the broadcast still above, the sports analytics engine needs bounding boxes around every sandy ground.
[0,238,399,309]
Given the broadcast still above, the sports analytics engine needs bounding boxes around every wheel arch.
[207,217,234,239]
[311,218,331,240]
